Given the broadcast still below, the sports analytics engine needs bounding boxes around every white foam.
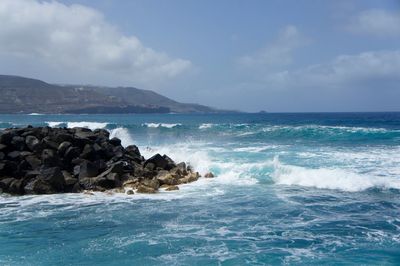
[46,121,108,130]
[271,157,400,192]
[143,123,181,128]
[261,125,392,134]
[46,121,64,127]
[67,122,108,130]
[28,113,43,115]
[140,143,258,186]
[109,127,134,147]
[233,145,277,153]
[199,123,214,129]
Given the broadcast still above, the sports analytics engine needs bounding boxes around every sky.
[0,0,399,112]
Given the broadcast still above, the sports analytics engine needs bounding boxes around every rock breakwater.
[0,126,207,195]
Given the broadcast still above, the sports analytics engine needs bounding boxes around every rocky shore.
[0,126,211,195]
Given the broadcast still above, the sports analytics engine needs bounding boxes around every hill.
[0,75,225,114]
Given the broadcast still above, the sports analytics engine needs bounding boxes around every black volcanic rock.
[0,126,203,195]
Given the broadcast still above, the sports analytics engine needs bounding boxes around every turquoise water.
[1,113,400,265]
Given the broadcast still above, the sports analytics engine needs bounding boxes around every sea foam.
[143,123,181,128]
[271,157,400,192]
[47,121,108,130]
[110,127,134,147]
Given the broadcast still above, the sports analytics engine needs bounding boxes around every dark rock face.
[0,126,202,195]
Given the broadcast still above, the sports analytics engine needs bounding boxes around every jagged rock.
[24,179,55,194]
[81,144,95,160]
[145,154,168,169]
[55,133,73,144]
[162,154,176,170]
[0,160,18,176]
[123,179,139,189]
[0,126,200,195]
[25,135,40,151]
[37,167,65,191]
[109,137,121,146]
[165,185,179,191]
[78,161,99,178]
[8,179,24,194]
[20,151,33,157]
[179,172,200,184]
[0,177,15,190]
[144,162,155,171]
[7,151,21,160]
[25,155,41,169]
[57,141,72,156]
[42,137,59,150]
[125,145,141,157]
[176,162,186,172]
[62,170,78,186]
[136,184,156,194]
[204,172,215,178]
[141,178,160,190]
[42,149,58,167]
[0,131,15,145]
[11,136,25,151]
[157,172,178,186]
[64,146,80,162]
[95,172,120,189]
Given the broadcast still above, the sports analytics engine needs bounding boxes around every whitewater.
[1,112,400,265]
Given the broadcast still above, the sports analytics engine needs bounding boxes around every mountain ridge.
[0,75,231,114]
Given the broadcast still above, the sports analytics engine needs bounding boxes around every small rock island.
[0,126,209,195]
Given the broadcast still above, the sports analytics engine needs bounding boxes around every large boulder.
[109,137,121,146]
[136,184,157,194]
[0,160,18,176]
[157,171,178,186]
[144,154,169,169]
[11,136,25,151]
[24,179,55,194]
[37,167,65,191]
[0,131,15,145]
[25,155,41,170]
[8,179,24,194]
[57,141,72,156]
[25,135,40,151]
[78,161,99,179]
[0,177,15,190]
[41,149,59,167]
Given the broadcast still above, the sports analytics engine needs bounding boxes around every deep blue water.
[1,113,400,265]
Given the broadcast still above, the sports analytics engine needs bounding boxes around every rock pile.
[0,126,205,195]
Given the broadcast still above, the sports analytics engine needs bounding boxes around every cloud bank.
[0,0,192,85]
[346,9,400,37]
[266,50,400,89]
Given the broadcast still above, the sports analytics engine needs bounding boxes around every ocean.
[0,112,400,265]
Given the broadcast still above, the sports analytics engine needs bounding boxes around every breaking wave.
[143,123,181,128]
[109,127,134,147]
[271,157,400,192]
[46,121,108,130]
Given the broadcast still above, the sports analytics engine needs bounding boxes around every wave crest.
[143,123,181,128]
[271,157,400,192]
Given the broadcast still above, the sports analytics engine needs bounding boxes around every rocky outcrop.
[0,126,210,195]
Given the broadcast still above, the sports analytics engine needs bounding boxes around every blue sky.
[0,0,399,111]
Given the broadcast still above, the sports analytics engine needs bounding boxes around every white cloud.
[238,25,309,69]
[265,50,400,89]
[0,0,192,85]
[347,9,400,37]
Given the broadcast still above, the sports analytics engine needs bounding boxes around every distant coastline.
[0,74,237,114]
